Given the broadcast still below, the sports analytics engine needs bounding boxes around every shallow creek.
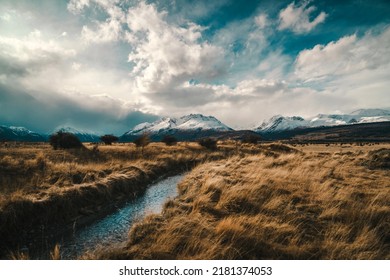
[47,174,183,259]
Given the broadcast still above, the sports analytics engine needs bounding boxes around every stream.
[53,174,184,259]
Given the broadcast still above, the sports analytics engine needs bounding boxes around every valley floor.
[92,143,390,260]
[0,142,389,259]
[0,142,233,258]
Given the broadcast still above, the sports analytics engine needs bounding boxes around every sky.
[0,0,390,134]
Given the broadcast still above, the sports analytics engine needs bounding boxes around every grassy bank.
[0,142,246,257]
[93,144,390,260]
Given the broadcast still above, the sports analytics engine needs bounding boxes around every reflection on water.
[59,174,183,259]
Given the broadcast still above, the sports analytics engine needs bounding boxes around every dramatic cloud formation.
[294,26,390,110]
[125,3,225,95]
[278,1,327,34]
[295,27,390,81]
[0,0,389,133]
[0,30,76,77]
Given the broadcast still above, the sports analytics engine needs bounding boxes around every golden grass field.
[91,143,390,260]
[0,141,245,258]
[0,141,389,259]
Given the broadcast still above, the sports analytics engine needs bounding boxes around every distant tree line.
[48,130,261,151]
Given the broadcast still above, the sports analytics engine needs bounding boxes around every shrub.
[162,135,177,146]
[49,131,83,149]
[241,134,261,144]
[100,134,119,145]
[134,134,150,155]
[134,134,150,147]
[198,138,217,150]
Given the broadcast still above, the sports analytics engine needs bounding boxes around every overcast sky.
[0,0,389,134]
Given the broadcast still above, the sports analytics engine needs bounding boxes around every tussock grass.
[0,142,240,256]
[365,148,390,169]
[94,144,390,260]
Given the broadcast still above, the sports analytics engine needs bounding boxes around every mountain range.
[255,109,390,133]
[120,114,233,141]
[0,125,46,142]
[1,109,390,142]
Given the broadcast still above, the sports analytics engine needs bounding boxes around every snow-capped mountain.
[256,115,307,132]
[350,109,390,117]
[0,125,46,142]
[121,114,232,141]
[52,126,101,142]
[130,117,177,135]
[255,109,390,133]
[177,114,232,131]
[124,114,232,135]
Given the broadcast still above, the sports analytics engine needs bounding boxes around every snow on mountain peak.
[8,126,34,135]
[256,109,390,133]
[350,108,390,117]
[177,114,232,131]
[125,114,231,136]
[256,115,307,132]
[0,125,45,141]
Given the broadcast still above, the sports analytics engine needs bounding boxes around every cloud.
[0,12,11,22]
[124,2,226,95]
[234,79,286,97]
[2,0,389,132]
[0,83,158,134]
[74,0,125,44]
[155,79,352,129]
[254,13,268,29]
[211,11,275,84]
[154,77,287,112]
[63,1,299,126]
[74,1,226,94]
[294,26,390,82]
[0,24,157,134]
[0,30,76,77]
[158,0,230,22]
[67,0,90,14]
[293,26,390,115]
[81,19,123,43]
[70,1,298,124]
[278,1,327,34]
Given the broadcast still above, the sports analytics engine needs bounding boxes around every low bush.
[162,135,178,146]
[100,134,119,145]
[241,134,261,144]
[198,138,217,150]
[49,131,83,149]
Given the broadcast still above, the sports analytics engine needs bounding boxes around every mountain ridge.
[1,109,390,142]
[120,113,233,141]
[255,109,390,133]
[0,125,46,142]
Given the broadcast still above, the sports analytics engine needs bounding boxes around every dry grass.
[93,143,390,260]
[1,141,267,257]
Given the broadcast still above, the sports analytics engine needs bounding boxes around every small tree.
[49,131,83,149]
[100,134,119,145]
[134,134,150,155]
[162,135,177,146]
[198,137,217,150]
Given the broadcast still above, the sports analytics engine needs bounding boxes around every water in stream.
[58,174,184,259]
